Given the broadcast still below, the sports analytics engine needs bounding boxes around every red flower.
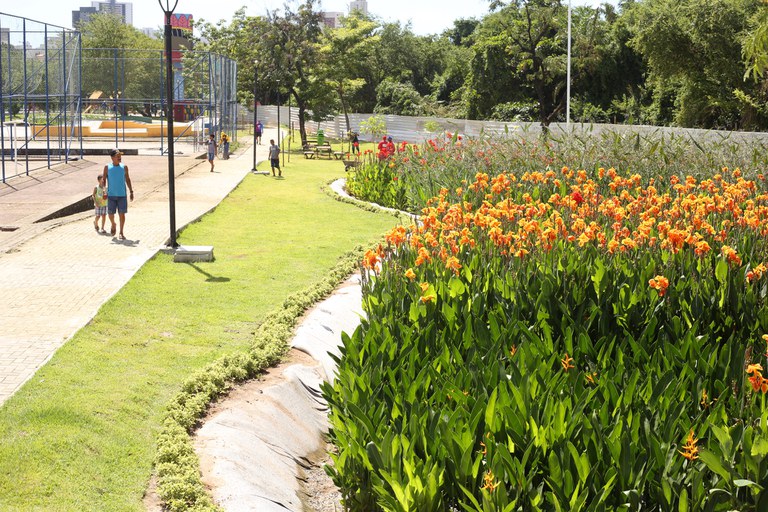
[572,190,584,205]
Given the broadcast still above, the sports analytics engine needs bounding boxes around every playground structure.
[0,12,238,183]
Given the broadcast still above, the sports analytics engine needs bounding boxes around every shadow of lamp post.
[158,0,178,248]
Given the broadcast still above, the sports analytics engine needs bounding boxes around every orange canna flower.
[694,240,711,256]
[445,256,462,275]
[721,245,742,266]
[649,275,670,297]
[404,268,416,281]
[362,249,380,270]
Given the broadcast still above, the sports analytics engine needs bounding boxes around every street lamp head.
[157,0,179,14]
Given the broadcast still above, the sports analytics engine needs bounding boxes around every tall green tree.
[318,14,379,132]
[466,0,568,127]
[261,0,333,145]
[80,12,162,110]
[195,8,263,107]
[630,0,759,128]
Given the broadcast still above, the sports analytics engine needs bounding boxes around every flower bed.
[326,151,768,510]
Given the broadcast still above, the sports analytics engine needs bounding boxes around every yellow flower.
[480,469,500,492]
[678,430,699,461]
[561,353,575,372]
[404,268,416,281]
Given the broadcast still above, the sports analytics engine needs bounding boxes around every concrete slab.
[173,245,214,263]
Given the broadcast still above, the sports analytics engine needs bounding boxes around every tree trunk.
[290,89,309,147]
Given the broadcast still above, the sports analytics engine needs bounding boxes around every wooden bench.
[333,151,345,160]
[343,159,361,172]
[303,151,316,159]
[315,145,333,158]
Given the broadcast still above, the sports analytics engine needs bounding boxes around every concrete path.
[0,132,275,405]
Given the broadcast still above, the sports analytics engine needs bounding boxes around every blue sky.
[3,1,614,36]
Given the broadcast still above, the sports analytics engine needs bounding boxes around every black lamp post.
[252,59,258,171]
[159,0,179,247]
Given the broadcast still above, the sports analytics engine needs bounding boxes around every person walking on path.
[102,149,134,240]
[256,120,264,145]
[92,174,108,233]
[268,139,281,177]
[207,133,217,172]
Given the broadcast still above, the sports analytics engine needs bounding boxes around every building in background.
[321,11,343,29]
[72,1,133,27]
[349,0,369,14]
[321,1,369,29]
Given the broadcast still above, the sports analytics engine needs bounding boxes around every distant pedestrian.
[220,132,230,160]
[268,139,281,177]
[255,120,264,145]
[387,136,396,155]
[377,135,388,160]
[102,149,134,240]
[351,132,360,155]
[207,133,217,172]
[92,174,107,234]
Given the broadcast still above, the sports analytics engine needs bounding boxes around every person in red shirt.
[377,135,389,160]
[387,136,395,155]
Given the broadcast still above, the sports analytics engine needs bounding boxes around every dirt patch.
[142,473,163,512]
[301,443,344,512]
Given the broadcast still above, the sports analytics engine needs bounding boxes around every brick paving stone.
[0,134,272,405]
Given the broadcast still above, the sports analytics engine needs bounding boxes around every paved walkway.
[0,133,274,404]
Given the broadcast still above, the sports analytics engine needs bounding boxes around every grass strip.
[0,152,399,511]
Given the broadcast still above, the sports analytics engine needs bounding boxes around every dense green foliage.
[326,134,768,510]
[190,0,768,131]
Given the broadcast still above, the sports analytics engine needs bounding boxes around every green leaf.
[715,258,728,284]
[751,436,768,457]
[485,388,498,431]
[733,479,762,490]
[567,442,589,484]
[699,449,731,482]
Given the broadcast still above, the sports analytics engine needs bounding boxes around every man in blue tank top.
[102,149,134,240]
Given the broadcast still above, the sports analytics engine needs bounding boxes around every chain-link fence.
[81,48,238,151]
[0,12,238,183]
[0,13,81,181]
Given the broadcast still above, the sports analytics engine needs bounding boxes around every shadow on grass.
[186,262,231,283]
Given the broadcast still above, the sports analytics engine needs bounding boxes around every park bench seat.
[315,145,333,158]
[303,151,316,159]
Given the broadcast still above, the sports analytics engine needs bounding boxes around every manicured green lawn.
[0,153,399,511]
